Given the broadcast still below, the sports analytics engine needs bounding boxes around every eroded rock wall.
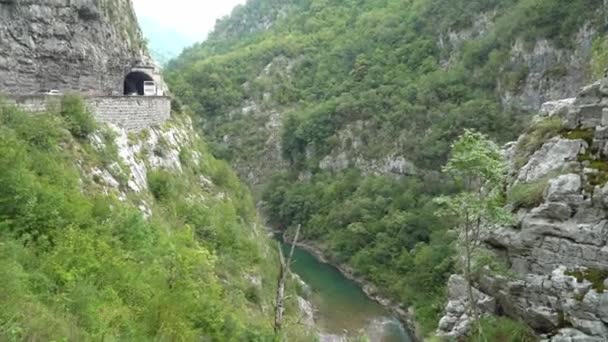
[0,0,148,95]
[438,79,608,341]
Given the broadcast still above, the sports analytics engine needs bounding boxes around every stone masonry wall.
[88,96,170,131]
[6,95,171,131]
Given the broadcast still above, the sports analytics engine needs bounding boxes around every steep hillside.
[0,99,312,341]
[166,0,607,336]
[168,0,605,183]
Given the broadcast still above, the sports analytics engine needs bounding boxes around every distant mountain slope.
[165,0,608,337]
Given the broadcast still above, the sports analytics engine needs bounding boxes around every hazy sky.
[132,0,246,41]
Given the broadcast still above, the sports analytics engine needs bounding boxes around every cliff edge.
[438,77,608,341]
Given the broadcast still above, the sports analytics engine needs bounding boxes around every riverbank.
[281,232,424,342]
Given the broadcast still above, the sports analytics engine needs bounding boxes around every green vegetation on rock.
[508,177,551,209]
[468,316,538,342]
[0,101,309,341]
[513,116,564,169]
[566,268,608,293]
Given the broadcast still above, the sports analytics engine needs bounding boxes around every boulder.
[576,105,606,129]
[525,306,559,331]
[568,317,608,337]
[548,328,606,342]
[437,275,497,338]
[518,139,586,183]
[539,98,576,119]
[574,82,602,106]
[544,174,583,204]
[530,202,573,221]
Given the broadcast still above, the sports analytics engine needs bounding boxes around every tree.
[274,224,301,334]
[434,129,510,334]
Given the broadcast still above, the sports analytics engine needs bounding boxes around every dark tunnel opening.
[123,71,153,96]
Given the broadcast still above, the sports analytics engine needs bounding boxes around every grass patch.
[563,128,594,146]
[513,117,564,169]
[468,316,538,342]
[508,177,551,209]
[587,166,608,187]
[565,268,608,293]
[578,154,608,186]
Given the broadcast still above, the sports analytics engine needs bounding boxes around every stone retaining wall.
[87,96,171,131]
[6,95,171,131]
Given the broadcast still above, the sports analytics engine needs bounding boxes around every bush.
[244,285,262,305]
[60,95,96,139]
[468,316,537,342]
[148,170,179,201]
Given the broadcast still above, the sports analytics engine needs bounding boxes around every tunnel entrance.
[123,71,154,96]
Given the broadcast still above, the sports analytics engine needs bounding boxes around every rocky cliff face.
[438,78,608,341]
[0,0,148,95]
[500,25,596,112]
[441,13,596,112]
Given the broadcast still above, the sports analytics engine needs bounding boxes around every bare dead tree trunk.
[275,242,286,334]
[274,224,301,334]
[464,211,485,339]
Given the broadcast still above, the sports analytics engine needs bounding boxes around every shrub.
[244,285,262,305]
[513,117,564,169]
[60,95,96,139]
[148,170,179,201]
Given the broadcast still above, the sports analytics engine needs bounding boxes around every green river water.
[280,241,412,342]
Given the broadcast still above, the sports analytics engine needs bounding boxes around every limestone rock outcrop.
[438,78,608,340]
[0,0,148,95]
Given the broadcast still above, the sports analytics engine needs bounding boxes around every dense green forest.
[0,98,310,341]
[166,0,607,336]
